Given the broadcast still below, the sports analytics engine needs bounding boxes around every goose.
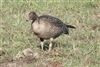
[27,11,75,51]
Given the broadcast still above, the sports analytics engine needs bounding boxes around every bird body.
[28,11,75,51]
[32,15,69,39]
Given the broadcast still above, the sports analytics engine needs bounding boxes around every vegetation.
[0,0,100,67]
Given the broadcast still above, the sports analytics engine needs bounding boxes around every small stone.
[22,48,34,57]
[33,52,39,59]
[15,48,39,62]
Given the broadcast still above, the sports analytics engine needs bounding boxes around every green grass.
[0,0,100,67]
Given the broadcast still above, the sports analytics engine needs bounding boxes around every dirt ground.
[0,60,62,67]
[0,48,63,67]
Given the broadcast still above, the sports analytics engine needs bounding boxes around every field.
[0,0,100,67]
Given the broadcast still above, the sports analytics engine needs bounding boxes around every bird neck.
[31,17,38,24]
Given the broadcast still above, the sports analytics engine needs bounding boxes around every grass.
[0,0,100,67]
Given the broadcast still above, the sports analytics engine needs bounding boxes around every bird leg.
[40,41,44,50]
[40,38,44,50]
[48,38,53,52]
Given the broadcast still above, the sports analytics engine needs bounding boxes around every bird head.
[26,11,38,22]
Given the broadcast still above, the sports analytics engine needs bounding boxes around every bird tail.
[66,25,76,29]
[63,24,75,34]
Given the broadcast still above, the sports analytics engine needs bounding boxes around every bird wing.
[38,15,65,27]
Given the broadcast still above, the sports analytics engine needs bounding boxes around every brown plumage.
[27,11,75,51]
